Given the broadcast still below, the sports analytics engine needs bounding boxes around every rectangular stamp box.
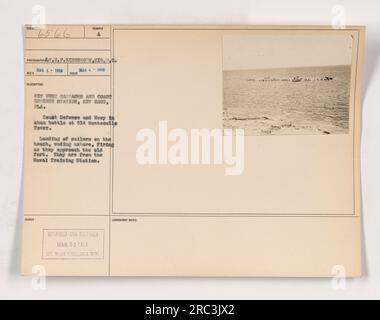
[42,229,105,260]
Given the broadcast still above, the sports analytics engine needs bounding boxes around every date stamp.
[42,229,104,260]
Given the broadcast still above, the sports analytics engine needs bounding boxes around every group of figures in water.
[248,75,335,82]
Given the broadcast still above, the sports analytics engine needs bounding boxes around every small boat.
[292,76,303,82]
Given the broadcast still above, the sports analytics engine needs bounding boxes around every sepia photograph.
[223,35,353,135]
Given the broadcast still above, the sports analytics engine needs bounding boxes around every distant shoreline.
[223,64,351,72]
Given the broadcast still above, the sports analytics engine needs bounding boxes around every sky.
[223,34,353,70]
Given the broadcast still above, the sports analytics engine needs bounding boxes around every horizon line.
[223,64,351,72]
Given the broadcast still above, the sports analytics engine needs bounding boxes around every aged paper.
[22,25,365,277]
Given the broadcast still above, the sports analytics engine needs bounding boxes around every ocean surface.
[223,65,351,135]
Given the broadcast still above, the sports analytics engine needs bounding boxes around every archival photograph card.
[22,25,365,277]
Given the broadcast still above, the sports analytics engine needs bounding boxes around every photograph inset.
[223,35,352,135]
